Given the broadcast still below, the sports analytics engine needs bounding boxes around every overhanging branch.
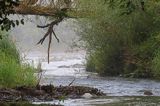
[37,17,63,63]
[8,0,83,63]
[13,5,59,16]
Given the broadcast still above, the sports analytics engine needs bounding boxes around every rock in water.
[82,93,93,99]
[144,90,153,96]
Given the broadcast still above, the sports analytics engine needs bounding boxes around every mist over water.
[10,16,86,77]
[10,16,81,53]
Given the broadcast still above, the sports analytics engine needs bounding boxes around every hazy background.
[10,15,81,54]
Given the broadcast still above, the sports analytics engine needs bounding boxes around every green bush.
[79,0,160,78]
[152,48,160,79]
[0,32,37,88]
[0,32,20,63]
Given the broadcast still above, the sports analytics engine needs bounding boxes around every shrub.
[0,32,20,63]
[79,0,160,78]
[0,32,37,88]
[152,48,160,79]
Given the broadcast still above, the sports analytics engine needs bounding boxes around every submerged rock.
[144,90,153,96]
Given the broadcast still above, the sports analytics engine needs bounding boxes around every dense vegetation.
[0,31,36,88]
[78,0,160,79]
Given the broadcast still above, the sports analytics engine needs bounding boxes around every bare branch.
[68,77,76,86]
[48,33,52,63]
[37,17,64,63]
[52,30,60,43]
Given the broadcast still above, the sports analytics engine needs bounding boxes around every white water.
[21,51,160,97]
[22,51,87,77]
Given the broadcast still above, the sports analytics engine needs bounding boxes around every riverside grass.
[0,32,37,88]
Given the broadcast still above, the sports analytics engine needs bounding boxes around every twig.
[68,77,76,86]
[36,62,43,88]
[52,30,59,42]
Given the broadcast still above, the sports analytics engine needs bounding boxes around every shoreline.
[0,85,105,103]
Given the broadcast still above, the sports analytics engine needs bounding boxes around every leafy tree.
[78,0,160,78]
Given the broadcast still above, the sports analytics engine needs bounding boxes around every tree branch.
[9,0,80,63]
[37,17,63,63]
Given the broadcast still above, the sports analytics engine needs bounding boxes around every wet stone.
[144,90,153,96]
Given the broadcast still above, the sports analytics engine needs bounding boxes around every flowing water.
[10,16,160,106]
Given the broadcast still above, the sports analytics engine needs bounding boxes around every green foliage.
[0,0,25,32]
[79,0,160,78]
[0,32,36,88]
[0,32,20,63]
[152,48,160,79]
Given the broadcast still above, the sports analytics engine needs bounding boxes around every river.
[10,16,160,106]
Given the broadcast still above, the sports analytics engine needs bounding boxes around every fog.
[10,16,81,54]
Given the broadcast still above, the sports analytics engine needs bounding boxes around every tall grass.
[0,32,37,88]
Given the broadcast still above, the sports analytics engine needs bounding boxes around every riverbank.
[0,85,105,103]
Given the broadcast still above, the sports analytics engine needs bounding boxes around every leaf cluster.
[0,0,24,33]
[105,0,145,15]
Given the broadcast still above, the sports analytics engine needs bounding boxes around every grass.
[0,31,37,88]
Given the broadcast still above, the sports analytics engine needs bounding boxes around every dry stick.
[37,72,42,88]
[36,63,48,89]
[36,62,42,88]
[68,77,76,86]
[37,72,42,87]
[48,33,52,63]
[52,30,59,42]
